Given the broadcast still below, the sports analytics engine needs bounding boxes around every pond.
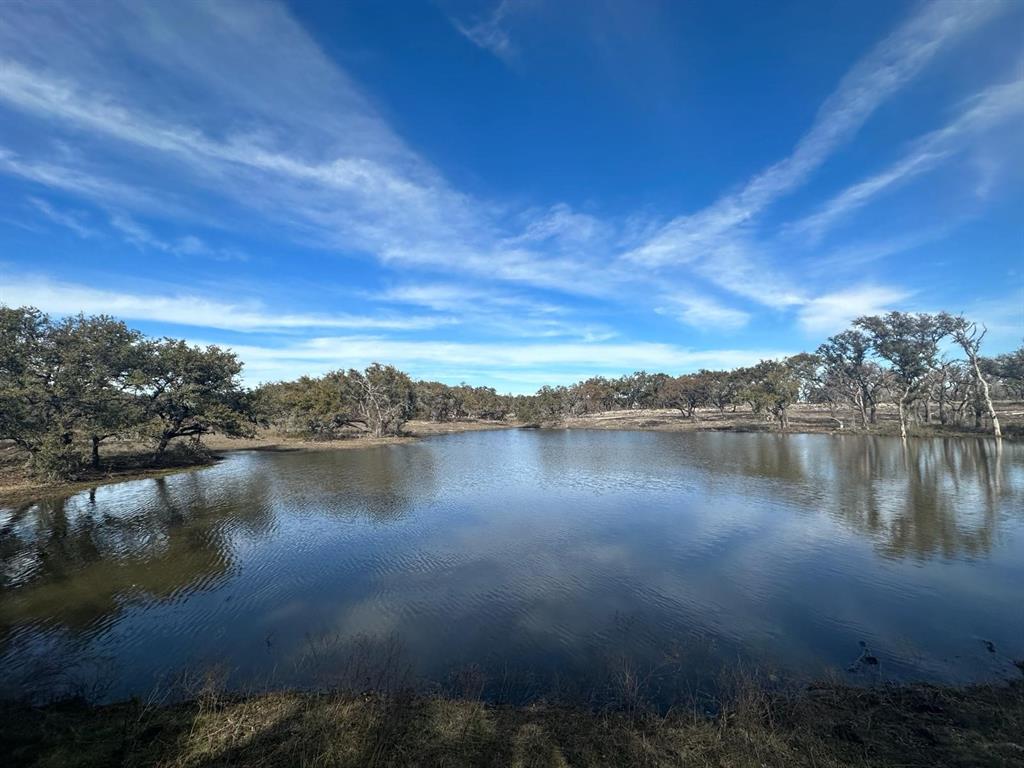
[2,429,1022,705]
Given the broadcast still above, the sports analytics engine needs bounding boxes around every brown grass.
[3,670,1022,767]
[563,401,1024,440]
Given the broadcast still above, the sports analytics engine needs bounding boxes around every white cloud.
[797,284,913,334]
[109,213,247,261]
[792,75,1024,242]
[621,0,1007,306]
[0,0,1016,375]
[27,196,96,239]
[374,282,618,341]
[376,282,560,315]
[0,148,173,213]
[219,335,796,390]
[0,275,455,333]
[656,292,750,331]
[451,0,519,61]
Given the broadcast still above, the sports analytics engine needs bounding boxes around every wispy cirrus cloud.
[109,212,247,261]
[791,75,1024,243]
[622,0,1007,301]
[450,0,520,61]
[0,12,612,298]
[0,275,455,333]
[655,292,751,331]
[797,284,914,335]
[27,196,97,239]
[0,0,1018,388]
[0,0,1008,313]
[375,282,616,341]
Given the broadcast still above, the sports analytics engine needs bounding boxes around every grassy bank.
[3,671,1022,767]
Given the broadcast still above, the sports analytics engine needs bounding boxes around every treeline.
[255,373,514,439]
[0,306,252,479]
[251,311,1023,440]
[3,304,1023,481]
[513,313,1023,438]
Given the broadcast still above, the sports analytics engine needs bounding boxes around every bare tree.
[947,316,1001,437]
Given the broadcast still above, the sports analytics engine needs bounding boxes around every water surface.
[2,430,1022,703]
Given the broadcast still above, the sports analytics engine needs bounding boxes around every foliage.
[738,357,809,429]
[0,306,251,479]
[142,339,253,458]
[345,363,417,437]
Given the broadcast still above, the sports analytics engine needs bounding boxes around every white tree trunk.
[969,353,1001,438]
[898,387,910,440]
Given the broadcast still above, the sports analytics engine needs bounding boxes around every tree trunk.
[91,436,100,470]
[969,354,1002,438]
[153,434,172,463]
[898,387,910,440]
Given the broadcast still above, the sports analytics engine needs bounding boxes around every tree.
[738,358,804,430]
[572,377,618,414]
[416,380,463,422]
[855,312,952,439]
[613,371,668,410]
[142,340,252,460]
[703,369,741,413]
[344,363,416,437]
[816,330,885,428]
[986,346,1024,398]
[0,306,66,472]
[947,316,1000,437]
[656,373,707,419]
[51,315,147,468]
[0,309,147,475]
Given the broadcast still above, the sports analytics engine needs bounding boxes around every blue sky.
[0,0,1022,392]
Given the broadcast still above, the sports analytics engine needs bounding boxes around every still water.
[2,430,1022,703]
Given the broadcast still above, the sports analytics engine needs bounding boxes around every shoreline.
[2,409,1015,505]
[3,670,1021,767]
[0,420,515,505]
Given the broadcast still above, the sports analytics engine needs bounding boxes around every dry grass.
[3,670,1022,768]
[563,401,1024,440]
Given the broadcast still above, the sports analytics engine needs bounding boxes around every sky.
[0,0,1022,393]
